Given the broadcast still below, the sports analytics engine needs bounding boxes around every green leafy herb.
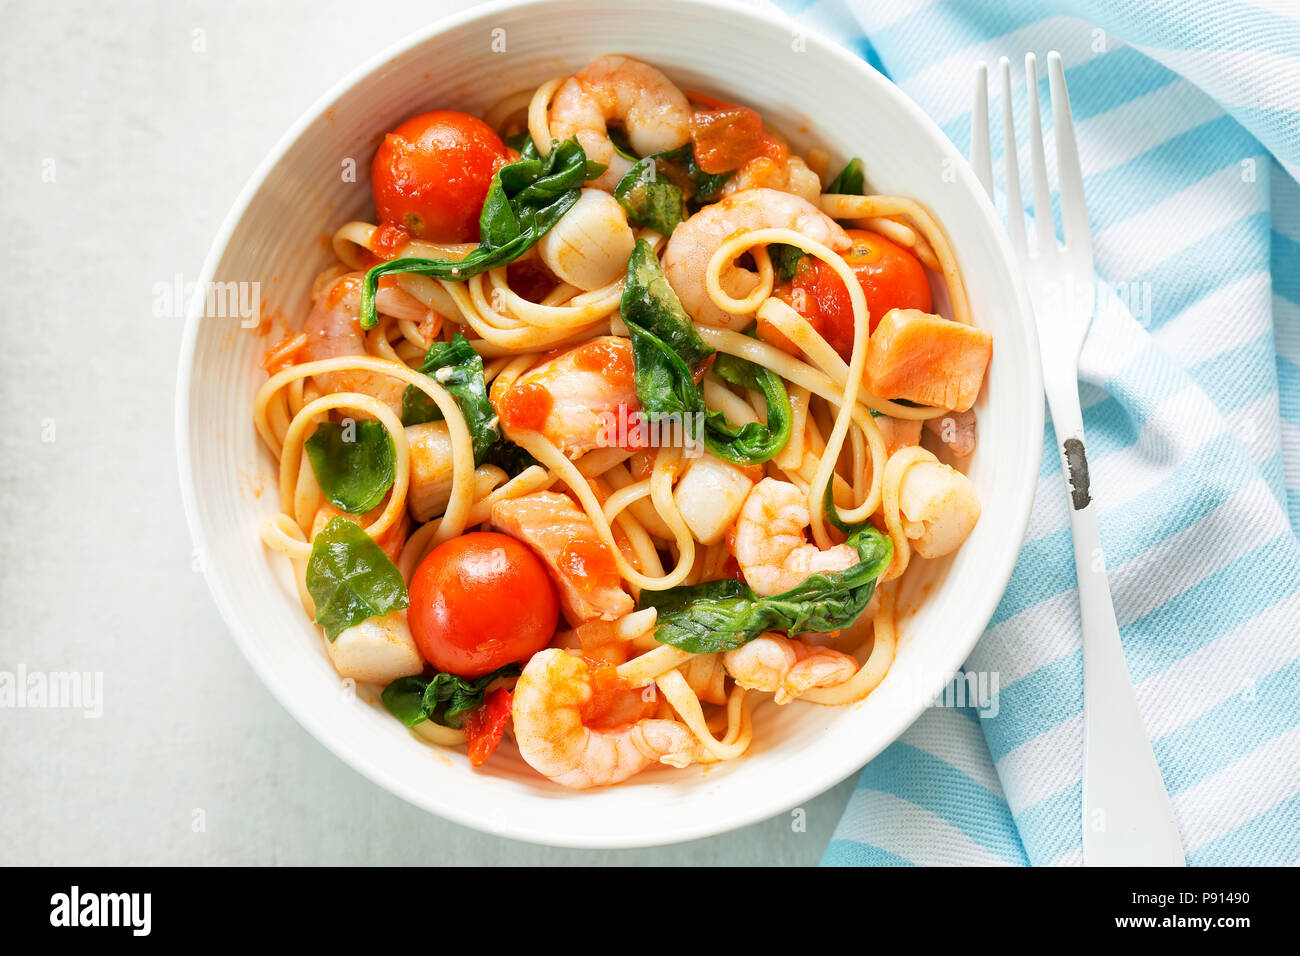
[639,525,893,653]
[611,142,732,236]
[614,157,686,236]
[360,136,604,328]
[622,240,715,368]
[401,332,536,475]
[482,440,539,477]
[769,242,806,280]
[399,386,438,428]
[382,663,522,729]
[655,142,731,203]
[621,240,711,427]
[826,157,865,195]
[306,517,408,641]
[303,420,396,515]
[504,129,533,153]
[703,351,792,465]
[621,240,714,425]
[619,241,792,464]
[607,126,638,161]
[400,334,494,456]
[823,480,871,535]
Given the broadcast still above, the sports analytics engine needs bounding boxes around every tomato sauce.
[687,95,788,175]
[326,273,363,308]
[496,380,553,431]
[580,659,650,729]
[557,537,620,591]
[370,222,411,260]
[260,333,307,374]
[572,337,635,385]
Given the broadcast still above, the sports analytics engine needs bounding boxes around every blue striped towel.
[758,0,1300,865]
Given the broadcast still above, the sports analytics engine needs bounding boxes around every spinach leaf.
[306,517,409,641]
[620,241,791,464]
[614,157,686,236]
[399,386,439,428]
[607,126,639,161]
[481,440,540,477]
[769,242,805,280]
[304,420,395,515]
[639,525,893,653]
[382,663,522,729]
[826,157,865,195]
[620,240,711,428]
[504,129,533,153]
[823,479,882,537]
[611,143,731,237]
[655,142,731,203]
[622,240,714,365]
[401,332,537,477]
[360,136,604,328]
[703,351,792,465]
[400,334,495,457]
[405,335,540,474]
[379,676,429,726]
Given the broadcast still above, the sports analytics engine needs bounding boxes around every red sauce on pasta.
[370,222,411,260]
[572,337,635,385]
[496,380,553,431]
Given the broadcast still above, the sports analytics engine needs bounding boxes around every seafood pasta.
[254,55,993,788]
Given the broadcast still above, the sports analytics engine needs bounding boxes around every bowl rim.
[175,0,1044,848]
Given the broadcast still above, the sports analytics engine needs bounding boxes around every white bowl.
[176,0,1042,848]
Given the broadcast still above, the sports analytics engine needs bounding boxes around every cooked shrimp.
[663,188,849,329]
[491,336,639,459]
[721,154,822,204]
[733,477,857,596]
[301,273,405,411]
[491,491,634,625]
[513,648,703,788]
[897,451,981,558]
[723,633,857,705]
[549,54,692,191]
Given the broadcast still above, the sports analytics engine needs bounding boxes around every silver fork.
[972,52,1184,866]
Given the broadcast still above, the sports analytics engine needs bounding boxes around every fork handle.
[1045,386,1186,866]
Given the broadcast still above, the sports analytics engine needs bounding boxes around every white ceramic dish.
[176,0,1042,848]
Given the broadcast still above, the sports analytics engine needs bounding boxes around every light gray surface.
[0,0,856,865]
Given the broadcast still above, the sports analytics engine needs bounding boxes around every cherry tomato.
[408,532,559,678]
[370,110,511,242]
[782,229,932,358]
[463,687,513,767]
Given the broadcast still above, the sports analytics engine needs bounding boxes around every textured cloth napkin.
[757,0,1300,865]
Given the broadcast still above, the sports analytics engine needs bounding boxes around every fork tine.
[1048,51,1091,255]
[971,61,993,196]
[1024,53,1056,255]
[999,56,1027,256]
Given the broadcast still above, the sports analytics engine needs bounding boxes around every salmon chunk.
[491,492,634,626]
[864,308,992,412]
